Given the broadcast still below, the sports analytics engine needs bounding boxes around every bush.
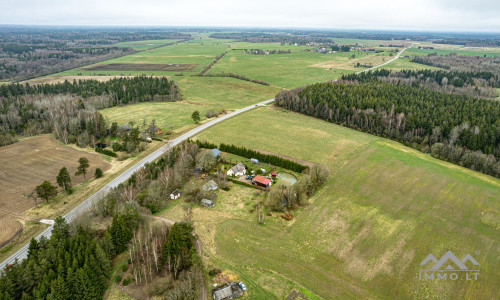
[95,147,117,157]
[94,168,104,179]
[112,142,123,152]
[152,137,162,141]
[114,274,122,283]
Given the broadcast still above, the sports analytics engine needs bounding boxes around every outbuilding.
[170,189,181,200]
[202,180,218,191]
[252,175,272,188]
[210,148,221,158]
[250,158,259,164]
[201,199,214,208]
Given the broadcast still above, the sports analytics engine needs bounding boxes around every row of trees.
[197,71,270,86]
[195,140,309,173]
[275,81,500,177]
[411,54,500,76]
[198,51,227,75]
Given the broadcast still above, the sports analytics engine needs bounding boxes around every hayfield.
[193,107,500,299]
[0,136,111,246]
[100,76,280,134]
[113,39,181,50]
[82,63,198,72]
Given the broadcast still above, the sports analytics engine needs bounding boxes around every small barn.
[202,180,218,191]
[271,172,277,178]
[227,162,246,177]
[210,148,221,158]
[201,199,214,208]
[252,175,272,188]
[170,189,181,200]
[154,127,163,135]
[212,282,243,300]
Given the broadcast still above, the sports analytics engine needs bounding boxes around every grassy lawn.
[113,39,182,50]
[192,106,500,299]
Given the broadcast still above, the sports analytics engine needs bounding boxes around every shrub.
[94,168,104,179]
[114,274,122,283]
[95,147,117,157]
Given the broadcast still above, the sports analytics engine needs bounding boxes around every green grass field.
[100,76,280,133]
[193,107,500,299]
[113,39,182,50]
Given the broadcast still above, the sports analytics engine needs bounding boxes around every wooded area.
[276,81,500,177]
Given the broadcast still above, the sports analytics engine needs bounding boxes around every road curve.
[0,98,275,270]
[355,43,413,74]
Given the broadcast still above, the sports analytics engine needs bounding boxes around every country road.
[0,43,412,270]
[0,98,275,270]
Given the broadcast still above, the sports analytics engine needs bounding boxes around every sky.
[1,0,499,32]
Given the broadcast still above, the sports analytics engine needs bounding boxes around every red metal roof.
[253,175,271,185]
[271,172,277,175]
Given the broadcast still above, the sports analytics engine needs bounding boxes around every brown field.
[23,75,170,85]
[82,63,198,72]
[0,136,111,246]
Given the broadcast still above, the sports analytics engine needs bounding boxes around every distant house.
[227,162,246,177]
[252,175,272,188]
[170,189,181,200]
[212,282,243,300]
[201,199,214,208]
[154,127,162,135]
[250,158,259,164]
[210,148,221,158]
[271,172,277,178]
[202,180,218,191]
[118,124,131,132]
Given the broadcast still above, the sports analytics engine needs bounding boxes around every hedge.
[95,147,118,157]
[195,140,308,173]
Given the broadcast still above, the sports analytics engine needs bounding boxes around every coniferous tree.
[75,157,89,180]
[56,167,72,194]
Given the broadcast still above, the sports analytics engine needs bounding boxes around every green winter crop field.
[113,39,182,50]
[192,106,500,299]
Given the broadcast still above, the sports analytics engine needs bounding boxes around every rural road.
[0,43,413,270]
[0,98,275,270]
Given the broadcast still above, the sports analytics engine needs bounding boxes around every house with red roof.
[252,175,272,188]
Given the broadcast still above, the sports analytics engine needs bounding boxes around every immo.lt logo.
[419,250,480,281]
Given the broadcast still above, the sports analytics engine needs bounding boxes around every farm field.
[113,39,181,50]
[192,106,500,299]
[100,76,280,134]
[0,136,111,247]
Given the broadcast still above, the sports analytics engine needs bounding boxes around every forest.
[275,81,500,177]
[0,26,191,81]
[0,141,204,299]
[411,54,500,76]
[0,76,180,146]
[342,69,499,98]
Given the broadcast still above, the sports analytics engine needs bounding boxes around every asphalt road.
[0,43,412,270]
[0,98,275,270]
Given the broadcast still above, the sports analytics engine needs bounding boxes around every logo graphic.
[419,250,480,281]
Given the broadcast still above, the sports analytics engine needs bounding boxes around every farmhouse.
[212,282,243,300]
[202,180,218,191]
[201,199,214,208]
[227,162,246,177]
[210,148,221,158]
[252,175,272,188]
[170,189,181,200]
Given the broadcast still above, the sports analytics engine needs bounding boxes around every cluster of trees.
[196,71,270,86]
[0,211,138,299]
[1,76,180,103]
[198,51,227,75]
[331,45,351,52]
[431,39,500,47]
[208,32,333,45]
[342,69,499,98]
[266,165,330,211]
[195,140,309,173]
[0,77,180,147]
[0,27,191,81]
[275,81,500,177]
[411,54,500,76]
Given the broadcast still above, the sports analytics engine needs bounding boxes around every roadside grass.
[193,106,500,299]
[113,39,181,50]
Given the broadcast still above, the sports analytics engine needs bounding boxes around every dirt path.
[194,238,208,300]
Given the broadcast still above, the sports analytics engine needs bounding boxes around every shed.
[202,180,218,191]
[210,148,221,157]
[227,162,246,177]
[201,199,214,208]
[250,158,259,164]
[154,127,163,135]
[212,282,243,300]
[170,189,181,200]
[252,175,272,188]
[271,172,277,178]
[118,124,131,132]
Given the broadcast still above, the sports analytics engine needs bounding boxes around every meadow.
[113,39,182,50]
[100,76,280,134]
[192,106,500,299]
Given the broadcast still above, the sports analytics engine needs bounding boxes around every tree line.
[342,69,499,98]
[411,54,500,76]
[275,81,500,177]
[0,76,180,147]
[194,140,309,173]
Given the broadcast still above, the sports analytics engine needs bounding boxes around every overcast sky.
[1,0,499,32]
